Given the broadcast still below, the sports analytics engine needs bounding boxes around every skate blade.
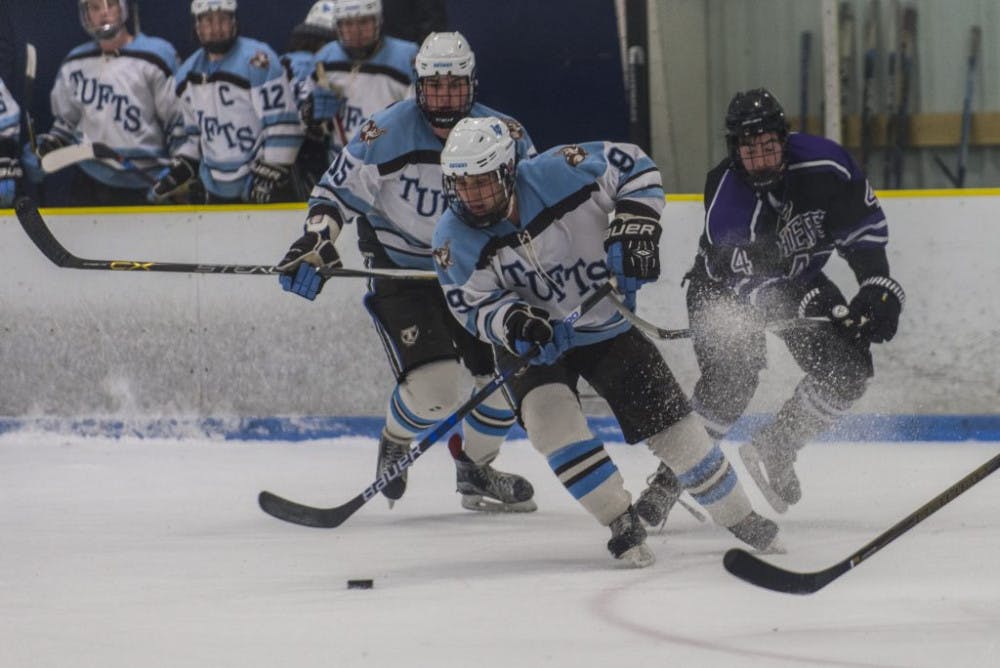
[738,442,790,514]
[460,494,537,513]
[615,543,656,568]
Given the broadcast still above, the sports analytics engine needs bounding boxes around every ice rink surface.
[2,433,998,668]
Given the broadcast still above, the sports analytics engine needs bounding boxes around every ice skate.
[727,511,784,554]
[376,431,410,508]
[451,435,536,513]
[607,506,655,568]
[635,462,681,528]
[739,438,801,514]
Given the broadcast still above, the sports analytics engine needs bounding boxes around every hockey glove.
[605,216,662,311]
[245,160,290,204]
[502,303,576,366]
[839,277,905,344]
[33,133,69,158]
[20,142,45,184]
[796,277,848,319]
[276,230,342,301]
[149,156,199,202]
[310,86,342,123]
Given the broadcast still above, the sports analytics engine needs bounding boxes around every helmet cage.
[443,164,515,229]
[79,0,129,41]
[725,88,789,190]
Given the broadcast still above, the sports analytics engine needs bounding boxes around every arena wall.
[0,192,996,438]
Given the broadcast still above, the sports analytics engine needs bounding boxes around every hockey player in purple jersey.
[677,88,904,515]
[432,117,781,567]
[276,33,538,515]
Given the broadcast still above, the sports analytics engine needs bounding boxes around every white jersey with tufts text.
[307,99,535,270]
[432,141,665,350]
[47,33,181,189]
[173,36,304,200]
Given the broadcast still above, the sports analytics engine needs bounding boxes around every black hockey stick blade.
[258,282,615,529]
[724,450,1000,594]
[258,490,365,528]
[14,196,436,279]
[723,549,849,595]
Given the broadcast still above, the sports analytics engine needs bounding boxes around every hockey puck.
[347,579,374,590]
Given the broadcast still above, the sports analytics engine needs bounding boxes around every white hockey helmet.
[334,0,382,58]
[415,32,478,129]
[333,0,382,21]
[191,0,238,16]
[78,0,129,41]
[192,0,239,54]
[441,117,518,228]
[304,1,337,31]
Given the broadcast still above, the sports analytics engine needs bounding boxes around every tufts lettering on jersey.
[499,257,609,304]
[68,70,143,132]
[359,119,386,144]
[250,51,271,70]
[432,239,453,270]
[398,173,447,217]
[560,145,587,166]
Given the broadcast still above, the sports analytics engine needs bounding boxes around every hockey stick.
[13,196,437,280]
[40,142,157,184]
[23,43,37,152]
[604,290,829,342]
[859,0,878,174]
[798,31,812,132]
[934,25,980,188]
[723,450,1000,594]
[258,282,616,528]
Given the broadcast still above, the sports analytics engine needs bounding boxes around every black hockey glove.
[150,156,199,202]
[839,277,905,344]
[276,230,342,301]
[796,276,848,319]
[502,304,575,366]
[604,216,662,311]
[33,133,69,158]
[246,160,291,204]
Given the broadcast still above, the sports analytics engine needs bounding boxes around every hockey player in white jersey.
[282,1,337,191]
[304,0,417,158]
[276,33,539,513]
[0,75,22,207]
[20,0,180,205]
[150,0,304,204]
[432,117,782,566]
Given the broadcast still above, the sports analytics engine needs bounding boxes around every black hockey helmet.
[725,88,789,190]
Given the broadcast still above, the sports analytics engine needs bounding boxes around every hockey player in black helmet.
[664,86,906,516]
[724,88,789,191]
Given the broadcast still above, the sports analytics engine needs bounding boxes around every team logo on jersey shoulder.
[359,119,386,144]
[432,239,453,270]
[250,51,271,69]
[400,325,420,347]
[503,119,525,140]
[560,145,588,166]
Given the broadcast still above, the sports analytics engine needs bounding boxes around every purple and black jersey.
[696,133,888,299]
